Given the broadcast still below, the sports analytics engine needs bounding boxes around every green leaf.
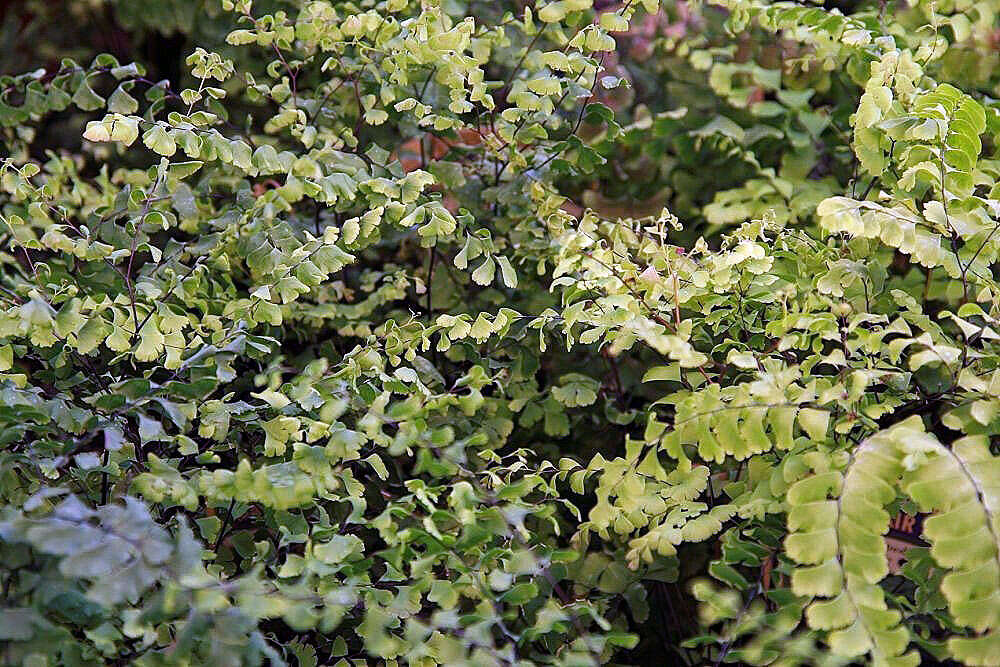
[798,408,830,441]
[143,124,176,156]
[107,85,139,114]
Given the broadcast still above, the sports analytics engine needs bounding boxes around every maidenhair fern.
[5,0,1000,664]
[786,419,917,666]
[902,432,1000,665]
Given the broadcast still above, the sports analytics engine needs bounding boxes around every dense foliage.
[4,0,1000,664]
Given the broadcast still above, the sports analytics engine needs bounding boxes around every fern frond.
[785,417,922,666]
[901,433,1000,666]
